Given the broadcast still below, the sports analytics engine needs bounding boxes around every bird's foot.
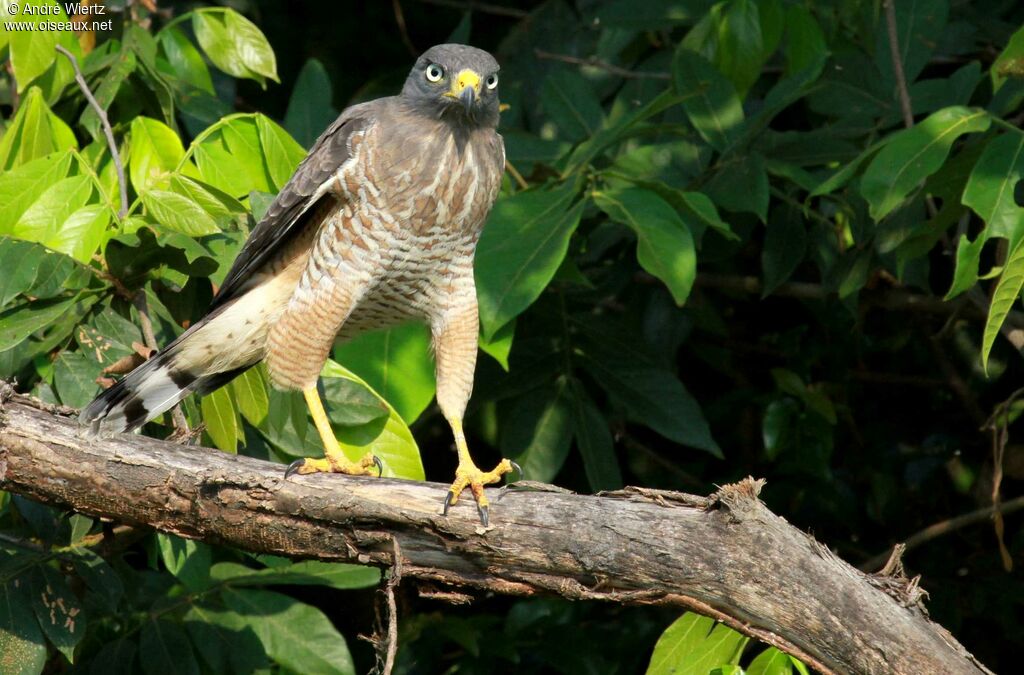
[284,452,382,479]
[442,458,521,527]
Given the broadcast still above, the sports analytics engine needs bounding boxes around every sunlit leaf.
[476,185,583,338]
[333,322,435,425]
[861,106,990,221]
[593,187,697,305]
[193,8,279,87]
[962,131,1024,241]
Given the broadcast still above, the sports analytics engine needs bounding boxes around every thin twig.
[982,388,1024,571]
[411,0,528,18]
[132,291,190,435]
[860,495,1024,572]
[883,0,914,129]
[391,0,418,57]
[534,49,671,80]
[55,45,128,220]
[383,539,403,675]
[505,159,529,190]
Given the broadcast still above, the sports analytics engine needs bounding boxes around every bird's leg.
[442,418,519,526]
[284,385,382,478]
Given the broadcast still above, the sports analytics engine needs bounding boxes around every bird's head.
[402,44,500,128]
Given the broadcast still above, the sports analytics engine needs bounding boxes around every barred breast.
[265,105,504,390]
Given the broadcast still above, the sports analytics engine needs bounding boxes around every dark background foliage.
[1,0,1023,672]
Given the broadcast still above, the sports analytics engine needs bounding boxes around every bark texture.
[0,389,992,675]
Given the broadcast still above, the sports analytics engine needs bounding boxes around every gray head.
[401,44,500,128]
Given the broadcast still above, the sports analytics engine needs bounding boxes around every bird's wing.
[210,102,377,309]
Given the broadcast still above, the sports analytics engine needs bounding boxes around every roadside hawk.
[81,44,517,524]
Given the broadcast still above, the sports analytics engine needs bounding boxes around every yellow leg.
[442,418,520,526]
[284,386,382,478]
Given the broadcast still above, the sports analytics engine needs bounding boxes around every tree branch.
[0,388,993,675]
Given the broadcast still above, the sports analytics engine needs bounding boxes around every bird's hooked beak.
[449,69,481,113]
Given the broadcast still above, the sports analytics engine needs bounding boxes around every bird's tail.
[79,316,255,435]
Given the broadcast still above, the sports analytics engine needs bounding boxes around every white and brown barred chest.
[305,116,503,337]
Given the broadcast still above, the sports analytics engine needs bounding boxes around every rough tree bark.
[0,388,992,675]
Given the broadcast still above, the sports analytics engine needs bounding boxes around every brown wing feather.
[211,101,382,309]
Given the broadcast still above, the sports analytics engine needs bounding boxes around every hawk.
[81,44,517,524]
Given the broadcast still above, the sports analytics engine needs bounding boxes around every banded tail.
[78,317,255,435]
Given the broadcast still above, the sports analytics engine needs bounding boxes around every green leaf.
[157,534,212,592]
[673,48,744,151]
[762,206,807,295]
[982,235,1024,371]
[69,547,123,612]
[140,619,199,675]
[569,381,622,491]
[0,295,94,353]
[157,27,214,94]
[946,233,986,300]
[501,383,573,483]
[285,58,338,148]
[44,204,111,264]
[192,8,279,86]
[593,187,697,305]
[992,23,1024,92]
[748,647,793,675]
[169,175,246,230]
[809,141,885,197]
[583,349,720,457]
[183,604,268,674]
[202,385,240,452]
[783,5,826,75]
[210,560,379,589]
[0,151,73,231]
[479,318,515,370]
[8,5,61,92]
[861,106,990,221]
[193,116,274,197]
[333,322,435,425]
[541,69,605,142]
[11,175,92,243]
[230,366,270,426]
[222,588,354,675]
[29,565,85,663]
[0,575,47,675]
[129,117,187,193]
[0,237,47,306]
[256,115,306,191]
[142,190,222,237]
[321,377,389,427]
[646,613,748,675]
[713,0,765,95]
[476,186,583,338]
[962,131,1024,241]
[706,152,769,221]
[54,350,99,408]
[320,360,425,480]
[0,88,77,170]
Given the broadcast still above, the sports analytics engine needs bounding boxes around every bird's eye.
[485,74,499,90]
[425,64,444,83]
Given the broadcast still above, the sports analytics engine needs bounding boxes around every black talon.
[284,459,305,479]
[477,503,489,527]
[372,456,384,477]
[509,460,523,481]
[443,491,454,516]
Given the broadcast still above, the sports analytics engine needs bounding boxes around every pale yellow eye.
[426,64,444,83]
[485,74,498,90]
